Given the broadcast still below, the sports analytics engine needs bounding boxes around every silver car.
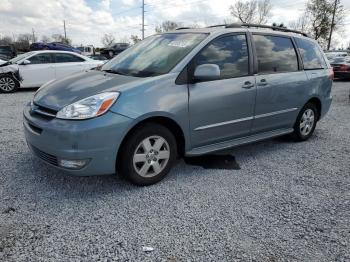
[23,24,333,185]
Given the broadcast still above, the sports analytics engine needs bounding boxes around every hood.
[33,70,144,111]
[0,63,18,72]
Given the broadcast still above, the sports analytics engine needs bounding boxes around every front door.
[251,34,308,133]
[20,53,55,88]
[189,34,256,148]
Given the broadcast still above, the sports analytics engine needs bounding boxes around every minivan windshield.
[101,33,208,77]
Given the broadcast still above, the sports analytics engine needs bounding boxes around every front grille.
[32,103,57,119]
[29,144,58,166]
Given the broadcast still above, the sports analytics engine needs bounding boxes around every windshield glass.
[101,33,208,77]
[9,52,35,64]
[0,46,11,52]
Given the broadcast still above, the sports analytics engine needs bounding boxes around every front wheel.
[292,103,319,141]
[0,75,18,93]
[119,123,177,186]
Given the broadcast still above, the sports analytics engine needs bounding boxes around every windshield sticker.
[168,40,192,48]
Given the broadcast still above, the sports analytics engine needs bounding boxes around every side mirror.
[194,64,220,82]
[22,60,31,65]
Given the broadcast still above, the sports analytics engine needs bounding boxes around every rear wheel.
[292,102,318,141]
[119,123,177,186]
[0,75,18,93]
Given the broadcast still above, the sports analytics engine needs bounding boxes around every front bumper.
[23,103,133,176]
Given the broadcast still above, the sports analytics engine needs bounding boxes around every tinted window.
[55,53,85,63]
[194,34,249,79]
[253,35,298,73]
[295,38,326,70]
[28,53,52,64]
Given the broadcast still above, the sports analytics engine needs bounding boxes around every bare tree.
[15,34,32,51]
[288,11,310,32]
[130,35,141,44]
[229,0,272,24]
[155,21,182,33]
[41,35,51,43]
[0,36,13,45]
[51,34,72,45]
[101,33,115,47]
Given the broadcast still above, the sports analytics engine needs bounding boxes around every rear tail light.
[339,64,350,71]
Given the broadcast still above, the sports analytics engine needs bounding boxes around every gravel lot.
[0,81,349,261]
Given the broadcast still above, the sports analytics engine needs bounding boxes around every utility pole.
[327,0,338,51]
[141,0,145,40]
[32,28,35,43]
[63,20,67,40]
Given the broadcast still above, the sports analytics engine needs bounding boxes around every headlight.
[56,92,120,120]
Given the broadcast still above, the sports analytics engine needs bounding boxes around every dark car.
[30,42,81,54]
[100,43,130,58]
[330,57,350,79]
[0,45,17,60]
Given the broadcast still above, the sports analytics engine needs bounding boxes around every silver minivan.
[23,24,333,185]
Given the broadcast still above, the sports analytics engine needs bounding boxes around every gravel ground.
[0,81,349,261]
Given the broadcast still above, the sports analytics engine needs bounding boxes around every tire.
[119,123,177,186]
[292,102,319,141]
[0,75,19,93]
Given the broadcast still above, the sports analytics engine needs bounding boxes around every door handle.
[242,81,254,89]
[257,79,268,86]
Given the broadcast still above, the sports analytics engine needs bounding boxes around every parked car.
[30,42,82,54]
[100,43,130,58]
[88,54,108,61]
[0,45,17,60]
[24,24,332,186]
[325,51,348,62]
[0,51,104,92]
[330,56,350,79]
[77,45,95,56]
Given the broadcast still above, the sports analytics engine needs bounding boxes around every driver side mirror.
[21,59,31,65]
[194,64,221,81]
[194,64,220,82]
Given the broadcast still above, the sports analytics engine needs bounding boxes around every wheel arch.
[116,115,186,168]
[306,97,322,120]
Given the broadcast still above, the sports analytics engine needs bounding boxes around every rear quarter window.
[295,38,326,70]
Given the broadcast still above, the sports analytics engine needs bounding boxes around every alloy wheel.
[300,109,315,136]
[133,135,170,178]
[0,77,16,92]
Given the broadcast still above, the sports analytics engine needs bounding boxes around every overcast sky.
[0,0,349,48]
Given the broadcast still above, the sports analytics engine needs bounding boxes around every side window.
[295,38,326,70]
[28,53,52,64]
[253,35,299,74]
[194,34,249,79]
[55,53,85,63]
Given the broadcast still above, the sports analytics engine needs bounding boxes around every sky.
[0,0,349,48]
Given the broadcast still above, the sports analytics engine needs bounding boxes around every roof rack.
[206,23,309,37]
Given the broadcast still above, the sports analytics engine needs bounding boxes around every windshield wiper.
[102,69,128,76]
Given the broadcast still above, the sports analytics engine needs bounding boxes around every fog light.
[58,159,90,170]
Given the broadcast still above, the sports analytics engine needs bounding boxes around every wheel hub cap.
[300,109,315,136]
[133,136,170,178]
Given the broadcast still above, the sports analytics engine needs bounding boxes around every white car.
[0,51,104,92]
[0,58,6,65]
